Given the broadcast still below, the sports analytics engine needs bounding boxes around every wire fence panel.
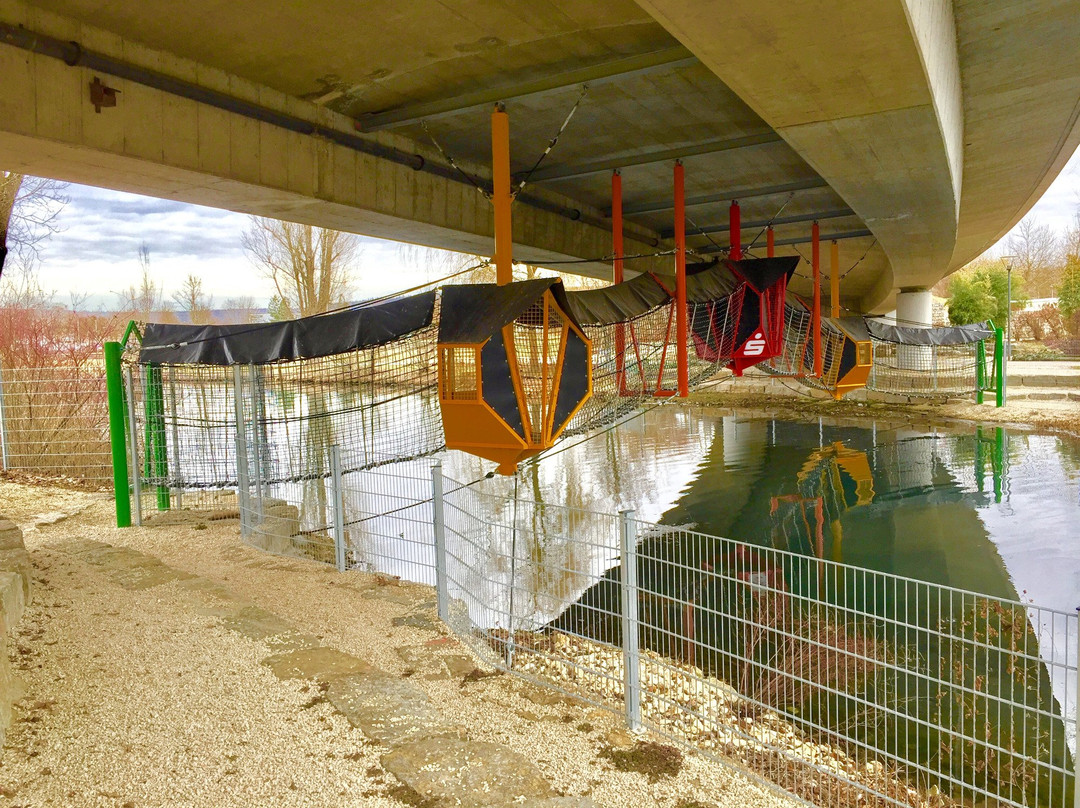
[0,363,112,485]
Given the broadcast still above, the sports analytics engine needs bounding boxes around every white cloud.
[31,184,468,308]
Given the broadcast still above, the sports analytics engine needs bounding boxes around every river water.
[442,406,1080,616]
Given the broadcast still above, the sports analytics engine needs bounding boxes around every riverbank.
[688,380,1080,438]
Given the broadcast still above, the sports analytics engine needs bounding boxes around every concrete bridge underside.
[1,0,1078,313]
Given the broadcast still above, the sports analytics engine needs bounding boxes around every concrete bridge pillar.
[895,288,933,374]
[895,288,933,328]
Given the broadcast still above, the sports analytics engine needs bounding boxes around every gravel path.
[0,482,797,808]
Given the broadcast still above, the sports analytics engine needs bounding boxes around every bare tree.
[220,296,261,324]
[242,218,358,317]
[1063,205,1080,262]
[0,171,69,280]
[396,243,491,285]
[116,243,167,321]
[1007,216,1059,297]
[172,272,214,324]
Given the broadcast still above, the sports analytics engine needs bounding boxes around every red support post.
[612,170,628,395]
[812,221,823,378]
[675,161,689,397]
[766,225,775,258]
[729,200,742,261]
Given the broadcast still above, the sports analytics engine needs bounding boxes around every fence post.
[248,365,265,524]
[0,361,8,471]
[1074,607,1079,808]
[168,367,182,510]
[431,460,449,622]
[620,509,642,732]
[103,343,131,527]
[145,365,170,511]
[124,366,143,527]
[975,339,986,405]
[233,366,250,537]
[331,444,346,573]
[995,327,1005,408]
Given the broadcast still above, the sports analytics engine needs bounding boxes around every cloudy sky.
[25,145,1080,311]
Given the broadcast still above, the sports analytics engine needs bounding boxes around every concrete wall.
[0,517,31,753]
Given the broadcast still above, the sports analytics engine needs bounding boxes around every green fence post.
[975,339,985,405]
[974,425,985,492]
[993,426,1006,503]
[143,364,170,511]
[103,341,131,527]
[994,327,1005,408]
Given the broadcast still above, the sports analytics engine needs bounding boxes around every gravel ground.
[0,483,797,808]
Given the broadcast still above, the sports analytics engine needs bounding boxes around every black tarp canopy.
[827,316,873,342]
[564,273,670,326]
[728,256,799,292]
[138,291,436,365]
[865,319,993,345]
[438,279,581,343]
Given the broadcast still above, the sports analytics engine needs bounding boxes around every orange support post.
[830,239,840,318]
[613,170,628,395]
[766,225,775,258]
[675,161,689,397]
[492,103,513,285]
[729,200,742,261]
[812,221,823,378]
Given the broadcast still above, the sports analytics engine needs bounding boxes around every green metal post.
[974,426,985,492]
[994,327,1005,408]
[143,364,170,511]
[103,341,131,527]
[993,426,1005,503]
[975,339,985,405]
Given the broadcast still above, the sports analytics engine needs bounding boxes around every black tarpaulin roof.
[728,256,799,292]
[686,263,739,303]
[438,279,581,343]
[138,291,436,365]
[564,273,670,326]
[824,316,873,342]
[866,319,993,345]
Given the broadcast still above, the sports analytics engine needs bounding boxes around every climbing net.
[866,339,984,397]
[121,314,443,524]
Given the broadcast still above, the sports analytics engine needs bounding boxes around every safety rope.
[421,120,492,200]
[512,85,589,198]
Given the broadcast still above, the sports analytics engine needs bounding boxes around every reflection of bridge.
[3,1,1080,315]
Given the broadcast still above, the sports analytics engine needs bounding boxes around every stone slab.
[0,521,31,602]
[262,646,373,682]
[64,540,194,590]
[219,605,320,652]
[328,671,465,746]
[0,571,26,629]
[382,738,554,807]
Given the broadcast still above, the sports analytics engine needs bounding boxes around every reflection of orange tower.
[770,441,875,565]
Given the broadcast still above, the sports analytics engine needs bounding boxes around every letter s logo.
[742,332,766,357]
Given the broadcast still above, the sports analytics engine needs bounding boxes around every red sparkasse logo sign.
[737,331,767,357]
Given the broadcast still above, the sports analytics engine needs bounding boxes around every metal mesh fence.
[432,469,1079,808]
[0,362,112,485]
[219,452,1078,808]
